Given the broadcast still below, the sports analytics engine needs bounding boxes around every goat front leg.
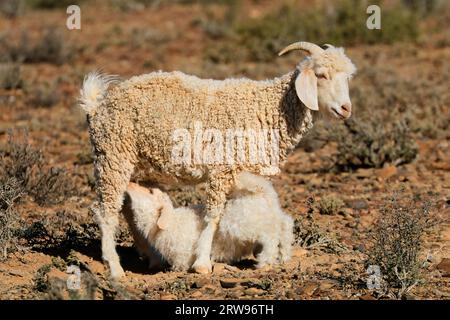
[192,173,232,274]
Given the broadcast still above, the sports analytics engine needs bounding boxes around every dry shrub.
[293,216,347,254]
[0,0,24,18]
[0,63,23,90]
[0,29,73,65]
[0,178,24,260]
[206,0,420,63]
[26,0,83,9]
[317,196,344,215]
[0,130,74,206]
[334,117,418,170]
[366,192,438,296]
[27,81,61,108]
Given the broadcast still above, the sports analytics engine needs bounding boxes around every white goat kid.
[121,172,294,271]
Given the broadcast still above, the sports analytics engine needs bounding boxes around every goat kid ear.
[295,68,319,111]
[156,206,171,230]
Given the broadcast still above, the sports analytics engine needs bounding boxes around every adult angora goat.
[79,41,356,278]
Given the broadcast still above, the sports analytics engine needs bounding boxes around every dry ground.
[0,0,449,300]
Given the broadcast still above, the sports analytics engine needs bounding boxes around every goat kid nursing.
[121,172,294,271]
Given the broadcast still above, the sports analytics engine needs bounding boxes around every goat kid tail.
[79,71,118,115]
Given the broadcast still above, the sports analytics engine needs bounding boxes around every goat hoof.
[109,264,125,279]
[192,261,212,274]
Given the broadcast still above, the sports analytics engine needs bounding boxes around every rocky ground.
[0,0,448,300]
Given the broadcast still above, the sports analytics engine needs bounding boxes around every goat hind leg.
[94,156,135,279]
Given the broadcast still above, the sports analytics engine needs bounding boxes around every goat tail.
[79,71,118,115]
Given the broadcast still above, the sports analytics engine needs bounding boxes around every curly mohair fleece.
[122,172,294,271]
[80,45,355,277]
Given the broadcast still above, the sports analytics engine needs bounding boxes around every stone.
[212,263,227,273]
[292,247,308,258]
[220,278,240,288]
[345,199,369,210]
[377,166,397,180]
[160,293,177,300]
[436,258,450,277]
[359,293,375,300]
[190,291,203,298]
[192,277,210,289]
[301,281,319,297]
[244,287,264,296]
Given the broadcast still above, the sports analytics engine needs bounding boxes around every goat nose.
[341,103,352,118]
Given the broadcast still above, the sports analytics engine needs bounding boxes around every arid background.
[0,0,449,300]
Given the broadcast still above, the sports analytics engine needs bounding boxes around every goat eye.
[316,74,327,79]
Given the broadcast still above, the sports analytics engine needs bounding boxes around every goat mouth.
[332,108,346,119]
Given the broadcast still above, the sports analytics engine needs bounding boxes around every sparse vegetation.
[0,131,73,206]
[366,192,436,297]
[0,29,73,65]
[317,196,344,215]
[27,82,61,108]
[206,0,420,63]
[293,217,347,254]
[0,0,24,18]
[0,63,23,90]
[26,0,84,9]
[334,117,418,170]
[0,178,24,260]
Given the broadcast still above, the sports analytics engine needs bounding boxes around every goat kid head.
[279,41,356,119]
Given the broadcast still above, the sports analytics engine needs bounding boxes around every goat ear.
[295,68,319,111]
[156,206,171,230]
[156,192,173,230]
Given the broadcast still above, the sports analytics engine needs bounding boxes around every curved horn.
[278,41,324,57]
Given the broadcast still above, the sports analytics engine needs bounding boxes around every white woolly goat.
[80,41,356,277]
[121,172,294,271]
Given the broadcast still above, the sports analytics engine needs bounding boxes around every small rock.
[160,293,177,300]
[46,268,67,282]
[202,284,217,294]
[356,168,373,178]
[286,290,296,299]
[377,166,397,180]
[192,277,210,289]
[359,293,375,300]
[319,280,338,291]
[212,263,226,274]
[190,291,203,298]
[345,199,369,210]
[301,281,319,297]
[292,247,308,258]
[220,278,240,288]
[228,289,243,299]
[436,258,450,277]
[224,265,240,272]
[244,287,264,296]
